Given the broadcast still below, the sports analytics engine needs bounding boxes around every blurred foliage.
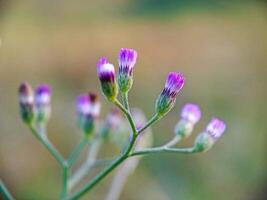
[0,0,267,200]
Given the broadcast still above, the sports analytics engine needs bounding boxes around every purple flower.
[206,118,226,140]
[76,93,101,136]
[181,103,201,124]
[97,57,115,83]
[35,84,51,107]
[18,82,35,123]
[97,57,118,100]
[35,84,52,123]
[118,48,137,76]
[194,117,226,152]
[19,82,34,105]
[117,48,137,92]
[76,93,100,118]
[156,72,185,116]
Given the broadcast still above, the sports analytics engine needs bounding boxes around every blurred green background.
[1,0,267,199]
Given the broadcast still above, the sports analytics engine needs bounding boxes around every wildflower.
[117,48,137,93]
[76,93,101,137]
[35,84,51,123]
[18,82,35,124]
[175,103,201,139]
[194,118,226,152]
[156,72,185,116]
[97,57,118,101]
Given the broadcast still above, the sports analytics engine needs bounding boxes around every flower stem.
[130,147,196,157]
[68,138,88,167]
[0,181,15,200]
[67,100,139,199]
[137,113,160,135]
[113,99,136,134]
[121,92,130,111]
[29,125,66,167]
[61,163,70,199]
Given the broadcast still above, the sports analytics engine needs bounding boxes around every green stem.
[130,147,196,157]
[61,163,70,199]
[113,99,136,134]
[68,138,88,167]
[137,113,160,135]
[0,181,14,200]
[29,125,66,167]
[121,92,130,111]
[68,100,138,199]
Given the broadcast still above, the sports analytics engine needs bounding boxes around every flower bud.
[156,72,185,116]
[97,57,118,101]
[175,103,201,139]
[76,93,101,137]
[117,48,137,93]
[35,84,51,123]
[194,118,226,152]
[18,82,35,124]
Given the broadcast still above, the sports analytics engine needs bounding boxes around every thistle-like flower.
[76,93,101,137]
[194,118,226,152]
[117,48,138,93]
[156,72,185,116]
[97,57,118,101]
[35,84,51,123]
[175,103,201,139]
[18,82,35,124]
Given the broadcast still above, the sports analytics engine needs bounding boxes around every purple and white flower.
[76,93,101,136]
[35,84,52,123]
[97,57,118,101]
[18,82,35,123]
[180,103,201,124]
[174,103,201,139]
[117,48,137,92]
[156,72,185,116]
[206,118,226,140]
[194,117,226,152]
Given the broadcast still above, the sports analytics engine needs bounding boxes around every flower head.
[174,103,201,139]
[97,57,118,101]
[206,118,226,140]
[194,118,226,152]
[18,82,35,123]
[181,103,201,124]
[35,84,52,123]
[76,93,101,136]
[117,48,137,92]
[156,72,185,116]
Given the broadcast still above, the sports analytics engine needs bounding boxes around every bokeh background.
[1,0,267,199]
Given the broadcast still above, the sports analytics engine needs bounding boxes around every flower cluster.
[17,47,227,200]
[19,82,52,125]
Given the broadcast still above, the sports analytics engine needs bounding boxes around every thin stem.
[0,181,14,200]
[137,113,160,135]
[121,92,130,111]
[61,164,70,199]
[68,107,138,199]
[69,139,102,190]
[162,136,182,148]
[113,99,136,134]
[68,138,88,167]
[29,125,66,167]
[130,147,196,157]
